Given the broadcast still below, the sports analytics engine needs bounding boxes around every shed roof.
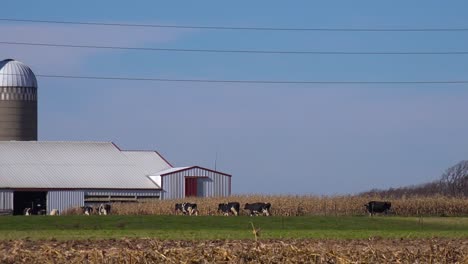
[154,167,190,176]
[0,141,166,189]
[157,166,232,177]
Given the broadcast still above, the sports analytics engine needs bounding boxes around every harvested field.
[68,195,468,217]
[1,238,467,263]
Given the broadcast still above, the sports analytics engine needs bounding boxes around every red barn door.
[185,177,198,197]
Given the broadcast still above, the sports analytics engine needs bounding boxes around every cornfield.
[66,195,468,217]
[1,238,467,263]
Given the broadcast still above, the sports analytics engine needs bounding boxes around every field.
[0,215,468,240]
[4,195,468,262]
[2,238,467,263]
[71,195,468,217]
[1,215,468,263]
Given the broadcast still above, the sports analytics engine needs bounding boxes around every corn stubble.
[1,238,467,263]
[73,195,468,216]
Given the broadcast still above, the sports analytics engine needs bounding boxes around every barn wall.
[47,190,84,214]
[85,190,161,197]
[84,190,161,205]
[0,190,13,211]
[161,168,231,200]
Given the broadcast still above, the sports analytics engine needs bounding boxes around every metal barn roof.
[0,141,165,189]
[122,151,172,175]
[153,167,190,176]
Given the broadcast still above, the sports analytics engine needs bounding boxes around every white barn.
[0,141,231,215]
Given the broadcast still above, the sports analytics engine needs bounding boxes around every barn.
[0,141,231,215]
[0,59,232,215]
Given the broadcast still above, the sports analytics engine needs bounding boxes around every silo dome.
[0,59,37,88]
[0,59,38,141]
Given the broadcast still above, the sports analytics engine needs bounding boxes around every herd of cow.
[174,201,390,216]
[22,200,392,216]
[80,204,112,215]
[174,202,272,216]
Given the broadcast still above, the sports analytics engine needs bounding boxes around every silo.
[0,59,37,141]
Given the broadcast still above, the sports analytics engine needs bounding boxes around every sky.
[1,1,468,195]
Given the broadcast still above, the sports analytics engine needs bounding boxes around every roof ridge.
[0,140,113,143]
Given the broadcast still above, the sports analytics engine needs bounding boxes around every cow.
[175,203,199,216]
[244,202,271,216]
[365,201,391,216]
[218,202,240,216]
[81,206,94,216]
[98,204,111,215]
[23,208,31,216]
[49,209,60,216]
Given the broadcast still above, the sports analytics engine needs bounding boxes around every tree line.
[361,161,468,198]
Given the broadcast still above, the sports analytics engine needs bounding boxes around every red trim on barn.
[160,166,232,177]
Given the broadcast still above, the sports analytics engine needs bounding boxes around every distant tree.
[360,181,443,198]
[360,160,468,198]
[440,160,468,197]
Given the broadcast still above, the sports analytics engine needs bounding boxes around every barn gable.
[157,166,232,199]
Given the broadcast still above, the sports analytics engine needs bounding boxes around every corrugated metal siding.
[0,190,13,210]
[85,190,161,197]
[47,190,84,214]
[161,167,231,200]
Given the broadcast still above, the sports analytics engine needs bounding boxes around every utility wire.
[1,41,468,55]
[0,73,465,85]
[1,18,468,32]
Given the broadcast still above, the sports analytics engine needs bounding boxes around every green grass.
[0,215,467,240]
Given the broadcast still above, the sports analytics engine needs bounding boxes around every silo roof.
[0,59,37,88]
[0,141,166,189]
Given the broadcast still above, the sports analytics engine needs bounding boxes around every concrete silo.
[0,59,37,141]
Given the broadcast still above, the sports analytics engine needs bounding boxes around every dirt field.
[1,238,467,263]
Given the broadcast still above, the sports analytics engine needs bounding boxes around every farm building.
[0,141,232,214]
[0,59,232,215]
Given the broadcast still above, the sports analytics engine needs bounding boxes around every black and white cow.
[175,203,199,216]
[23,208,32,216]
[244,202,271,216]
[98,204,112,215]
[218,202,240,216]
[24,207,44,215]
[81,206,94,216]
[365,201,391,216]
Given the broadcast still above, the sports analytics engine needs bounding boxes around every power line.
[2,41,468,55]
[0,74,462,85]
[1,18,468,32]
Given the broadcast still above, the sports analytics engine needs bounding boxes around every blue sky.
[1,1,468,194]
